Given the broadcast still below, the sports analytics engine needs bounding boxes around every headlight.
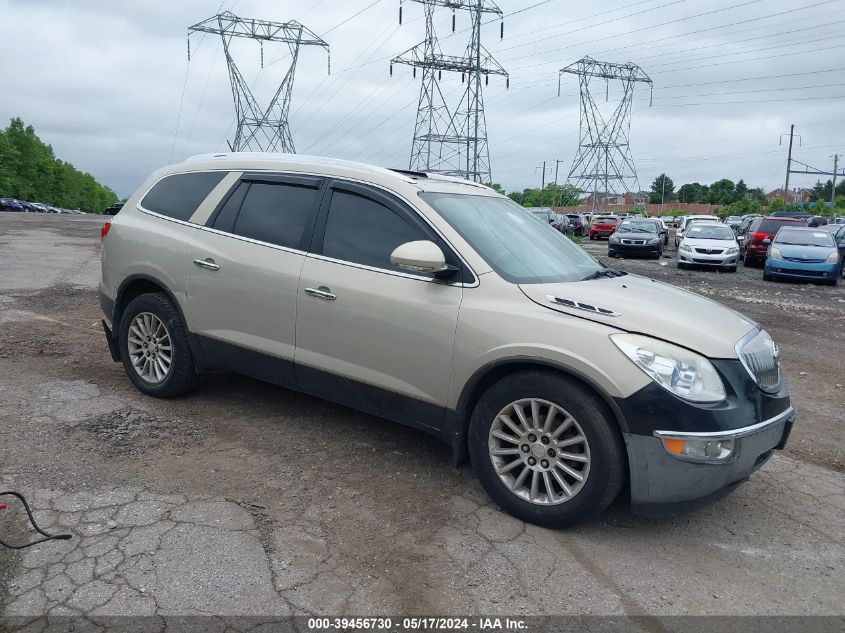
[609,235,620,243]
[678,242,691,252]
[825,251,839,263]
[769,247,783,260]
[611,334,726,403]
[726,247,738,255]
[646,237,660,245]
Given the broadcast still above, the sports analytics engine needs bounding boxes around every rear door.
[294,181,465,425]
[185,173,325,380]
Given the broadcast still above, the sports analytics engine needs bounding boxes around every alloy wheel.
[126,312,172,384]
[488,398,591,505]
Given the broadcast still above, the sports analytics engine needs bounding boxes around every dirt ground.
[0,213,843,623]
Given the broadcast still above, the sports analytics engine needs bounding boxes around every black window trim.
[200,171,328,255]
[136,169,231,226]
[309,179,476,286]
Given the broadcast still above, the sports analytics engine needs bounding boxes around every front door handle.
[193,258,220,271]
[305,286,336,301]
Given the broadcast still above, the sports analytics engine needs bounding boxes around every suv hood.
[519,274,756,358]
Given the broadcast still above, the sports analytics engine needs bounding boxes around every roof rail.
[388,168,429,179]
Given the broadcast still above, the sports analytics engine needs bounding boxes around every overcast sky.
[1,0,843,197]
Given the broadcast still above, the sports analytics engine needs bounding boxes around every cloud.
[1,0,842,196]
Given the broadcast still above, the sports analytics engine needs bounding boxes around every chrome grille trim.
[736,327,781,393]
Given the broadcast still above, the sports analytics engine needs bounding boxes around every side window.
[210,182,249,233]
[140,172,226,222]
[232,182,320,249]
[323,190,426,270]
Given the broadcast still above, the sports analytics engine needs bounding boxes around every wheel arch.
[449,357,630,465]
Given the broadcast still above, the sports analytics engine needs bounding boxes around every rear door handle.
[305,286,336,301]
[193,258,220,271]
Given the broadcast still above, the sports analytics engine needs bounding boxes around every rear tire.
[119,293,197,398]
[468,371,626,528]
[744,256,755,267]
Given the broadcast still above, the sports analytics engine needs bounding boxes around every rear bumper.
[764,259,838,280]
[626,407,794,516]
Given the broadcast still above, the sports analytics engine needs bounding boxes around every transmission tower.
[558,56,652,205]
[391,1,508,183]
[188,11,329,153]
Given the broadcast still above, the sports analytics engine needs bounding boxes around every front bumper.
[764,258,838,280]
[678,250,738,266]
[625,407,794,516]
[608,242,661,257]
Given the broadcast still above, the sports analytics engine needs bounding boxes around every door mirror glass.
[762,237,771,245]
[390,240,449,274]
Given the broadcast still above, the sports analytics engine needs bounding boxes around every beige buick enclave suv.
[99,153,794,527]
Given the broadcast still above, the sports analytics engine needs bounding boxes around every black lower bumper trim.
[630,479,746,518]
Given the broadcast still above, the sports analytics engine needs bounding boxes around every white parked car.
[97,153,793,527]
[677,222,740,272]
[675,214,720,246]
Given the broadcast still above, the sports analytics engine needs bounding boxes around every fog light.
[660,437,736,462]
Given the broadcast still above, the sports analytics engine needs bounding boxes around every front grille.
[695,247,724,254]
[784,257,824,263]
[773,268,826,276]
[737,329,781,393]
[621,239,646,245]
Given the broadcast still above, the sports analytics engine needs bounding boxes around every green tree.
[0,117,117,212]
[677,182,707,203]
[649,173,674,204]
[707,178,736,205]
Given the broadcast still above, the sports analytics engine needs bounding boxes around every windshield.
[420,192,603,283]
[775,229,835,247]
[618,220,658,233]
[686,224,735,240]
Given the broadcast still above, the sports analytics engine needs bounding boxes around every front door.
[295,182,463,429]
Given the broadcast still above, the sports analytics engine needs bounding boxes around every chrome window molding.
[306,252,477,287]
[653,406,793,441]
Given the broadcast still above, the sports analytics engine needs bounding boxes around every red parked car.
[742,216,806,266]
[588,215,619,240]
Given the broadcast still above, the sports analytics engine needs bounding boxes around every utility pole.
[832,154,839,213]
[392,0,508,182]
[661,175,666,216]
[553,158,565,207]
[188,11,330,153]
[779,124,799,204]
[558,56,653,208]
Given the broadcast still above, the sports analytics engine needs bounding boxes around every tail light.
[750,232,769,243]
[100,219,113,240]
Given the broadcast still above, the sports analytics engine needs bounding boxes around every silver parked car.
[99,154,794,527]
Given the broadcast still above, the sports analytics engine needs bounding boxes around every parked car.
[98,153,794,527]
[763,227,840,285]
[807,215,828,227]
[724,216,742,232]
[608,219,664,259]
[677,222,740,272]
[671,214,686,228]
[565,213,588,237]
[675,214,719,247]
[742,216,806,267]
[588,215,619,240]
[102,202,125,216]
[0,198,25,212]
[820,224,845,277]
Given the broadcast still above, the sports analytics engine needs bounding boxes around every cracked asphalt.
[0,214,843,622]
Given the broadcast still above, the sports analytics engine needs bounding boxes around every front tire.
[119,293,197,398]
[468,371,625,528]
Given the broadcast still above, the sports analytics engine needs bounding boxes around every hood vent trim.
[545,294,621,317]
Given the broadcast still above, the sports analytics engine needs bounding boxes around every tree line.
[0,117,118,213]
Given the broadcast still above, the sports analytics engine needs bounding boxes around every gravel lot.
[0,214,843,623]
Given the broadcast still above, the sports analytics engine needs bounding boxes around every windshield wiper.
[581,268,627,281]
[622,228,652,233]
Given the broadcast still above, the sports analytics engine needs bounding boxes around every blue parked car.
[763,226,840,286]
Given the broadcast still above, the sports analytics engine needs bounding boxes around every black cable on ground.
[0,491,72,550]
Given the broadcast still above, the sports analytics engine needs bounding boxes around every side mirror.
[390,240,454,276]
[762,238,771,245]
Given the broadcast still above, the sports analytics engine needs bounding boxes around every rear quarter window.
[140,171,226,222]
